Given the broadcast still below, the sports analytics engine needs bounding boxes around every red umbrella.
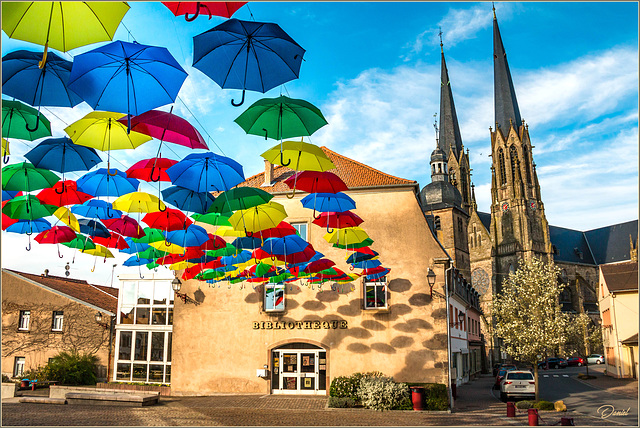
[254,221,297,240]
[193,233,227,252]
[274,245,316,265]
[36,180,93,207]
[119,109,208,150]
[34,225,77,257]
[303,258,336,274]
[162,1,246,20]
[312,211,363,232]
[351,246,376,255]
[102,215,145,239]
[93,233,130,250]
[2,201,19,230]
[182,264,205,280]
[156,248,204,265]
[362,266,389,276]
[126,158,178,182]
[143,208,192,232]
[284,171,348,195]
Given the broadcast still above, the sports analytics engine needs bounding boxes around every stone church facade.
[419,8,638,369]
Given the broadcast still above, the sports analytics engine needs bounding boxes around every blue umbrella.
[5,218,51,234]
[71,199,122,220]
[301,192,356,216]
[188,254,219,264]
[351,259,382,270]
[193,18,305,106]
[346,250,379,264]
[165,224,209,247]
[68,40,188,131]
[78,218,111,239]
[77,168,139,197]
[220,250,251,266]
[288,251,324,269]
[263,235,309,256]
[366,269,390,281]
[120,237,150,254]
[2,190,20,201]
[124,255,154,267]
[166,152,245,193]
[231,236,262,250]
[161,185,215,214]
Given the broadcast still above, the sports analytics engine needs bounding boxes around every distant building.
[1,268,118,381]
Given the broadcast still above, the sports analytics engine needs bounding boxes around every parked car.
[566,357,585,366]
[494,368,511,389]
[492,363,502,377]
[500,370,535,401]
[537,358,568,369]
[500,363,518,371]
[587,354,605,364]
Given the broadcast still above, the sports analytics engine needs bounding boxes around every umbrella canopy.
[351,259,382,270]
[228,201,287,233]
[126,157,178,182]
[273,244,315,265]
[112,192,166,214]
[101,215,145,239]
[121,237,150,254]
[3,195,58,220]
[261,140,334,171]
[82,244,114,258]
[253,221,297,240]
[193,19,305,106]
[131,227,165,244]
[284,171,347,194]
[325,227,370,246]
[262,235,309,256]
[36,180,94,207]
[62,234,96,251]
[68,40,187,123]
[2,190,21,202]
[235,96,327,140]
[24,137,102,176]
[161,185,216,214]
[333,238,374,250]
[34,225,76,244]
[143,208,192,232]
[191,212,231,227]
[78,218,111,238]
[232,236,263,250]
[215,225,245,237]
[71,199,121,219]
[53,206,81,232]
[167,152,245,193]
[346,249,379,264]
[2,50,84,108]
[193,234,227,252]
[93,233,129,250]
[302,258,336,274]
[5,218,51,234]
[162,2,246,20]
[312,211,364,231]
[119,110,208,149]
[2,100,51,141]
[301,192,356,213]
[76,168,139,197]
[1,138,9,161]
[2,161,59,192]
[207,186,273,213]
[166,224,209,247]
[124,255,154,267]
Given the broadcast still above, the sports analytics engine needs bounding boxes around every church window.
[432,164,435,174]
[523,147,532,184]
[451,170,457,182]
[457,218,463,234]
[434,216,441,231]
[498,149,506,185]
[509,145,519,181]
[469,234,474,248]
[478,235,482,246]
[460,167,469,202]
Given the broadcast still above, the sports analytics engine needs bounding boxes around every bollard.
[31,382,36,391]
[506,402,516,417]
[528,408,539,426]
[560,417,575,426]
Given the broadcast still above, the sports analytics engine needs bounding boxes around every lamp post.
[458,311,466,330]
[95,311,116,382]
[427,268,437,297]
[433,257,454,412]
[171,277,200,305]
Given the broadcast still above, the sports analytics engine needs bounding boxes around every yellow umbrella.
[82,244,113,258]
[169,261,195,271]
[149,240,184,254]
[2,138,9,160]
[215,226,246,237]
[112,191,166,213]
[229,201,287,233]
[53,206,80,232]
[64,111,151,175]
[324,227,370,246]
[260,140,334,172]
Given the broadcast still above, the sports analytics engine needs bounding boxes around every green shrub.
[329,371,384,400]
[395,394,414,410]
[358,376,409,411]
[423,383,448,410]
[2,374,13,383]
[22,366,49,382]
[43,351,98,385]
[328,397,356,408]
[516,400,533,409]
[533,400,555,410]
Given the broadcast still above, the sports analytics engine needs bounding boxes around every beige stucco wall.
[171,186,451,395]
[1,271,112,380]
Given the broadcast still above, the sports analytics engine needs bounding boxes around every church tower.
[488,6,553,288]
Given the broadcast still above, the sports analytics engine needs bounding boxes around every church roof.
[477,211,492,232]
[493,9,522,134]
[601,260,638,293]
[549,225,596,265]
[419,180,463,211]
[439,47,463,159]
[584,220,638,265]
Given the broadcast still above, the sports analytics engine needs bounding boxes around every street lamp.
[427,268,437,297]
[458,311,465,329]
[95,311,116,381]
[172,277,200,305]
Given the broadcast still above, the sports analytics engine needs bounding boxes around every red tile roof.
[236,146,417,194]
[602,261,638,293]
[3,269,119,314]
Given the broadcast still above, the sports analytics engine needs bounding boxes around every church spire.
[493,6,522,134]
[438,28,464,160]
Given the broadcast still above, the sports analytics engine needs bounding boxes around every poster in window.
[303,355,310,366]
[319,365,326,370]
[319,359,326,364]
[286,377,296,389]
[304,378,311,388]
[274,368,278,375]
[274,358,279,368]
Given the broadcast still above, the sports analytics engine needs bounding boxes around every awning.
[621,333,638,346]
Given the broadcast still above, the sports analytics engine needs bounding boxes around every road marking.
[553,375,559,377]
[562,375,569,377]
[543,375,549,377]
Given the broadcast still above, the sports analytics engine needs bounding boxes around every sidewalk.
[573,371,638,399]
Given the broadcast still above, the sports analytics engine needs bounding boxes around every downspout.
[434,257,453,411]
[611,294,623,378]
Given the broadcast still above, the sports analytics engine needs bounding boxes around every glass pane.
[134,332,148,361]
[149,364,164,383]
[116,363,131,381]
[120,307,134,324]
[265,284,285,311]
[271,351,279,389]
[318,352,326,390]
[167,332,172,362]
[283,353,297,373]
[301,353,315,373]
[154,282,171,305]
[376,285,386,307]
[169,289,174,305]
[122,282,136,305]
[152,308,167,325]
[137,282,153,305]
[301,376,315,390]
[151,332,165,362]
[118,331,132,360]
[132,364,147,382]
[165,365,171,383]
[365,285,376,308]
[136,307,150,325]
[168,308,174,325]
[283,377,297,390]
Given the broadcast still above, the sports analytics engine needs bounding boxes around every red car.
[494,369,510,389]
[566,357,585,366]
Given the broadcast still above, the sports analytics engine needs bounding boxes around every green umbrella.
[207,187,273,214]
[333,238,375,250]
[146,261,160,270]
[131,227,166,244]
[234,96,328,141]
[137,247,166,260]
[2,161,60,191]
[206,244,238,257]
[196,269,227,280]
[268,272,292,283]
[2,100,52,141]
[61,234,96,251]
[191,212,232,227]
[2,194,58,220]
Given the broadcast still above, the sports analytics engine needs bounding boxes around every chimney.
[263,160,274,187]
[43,269,49,277]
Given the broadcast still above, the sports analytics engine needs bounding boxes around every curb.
[571,376,638,399]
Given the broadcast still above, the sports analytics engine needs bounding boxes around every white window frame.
[264,283,286,312]
[14,357,25,377]
[291,222,308,241]
[18,310,30,331]
[51,311,64,331]
[364,276,388,310]
[115,330,172,384]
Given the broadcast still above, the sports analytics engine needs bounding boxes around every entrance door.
[272,349,324,394]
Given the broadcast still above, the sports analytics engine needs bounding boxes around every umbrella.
[68,40,188,131]
[193,19,305,106]
[126,157,178,183]
[2,50,84,110]
[53,206,81,232]
[273,245,316,265]
[101,215,145,239]
[215,225,245,237]
[166,224,209,248]
[228,201,287,234]
[351,259,382,270]
[232,236,263,250]
[34,225,77,257]
[2,1,129,66]
[303,258,336,274]
[143,208,192,232]
[301,192,356,217]
[112,192,166,214]
[2,138,9,162]
[166,152,245,193]
[346,250,379,264]
[131,227,165,244]
[161,185,216,214]
[5,218,51,235]
[193,234,227,252]
[333,238,374,250]
[121,237,150,254]
[82,244,114,258]
[220,250,251,265]
[325,227,370,246]
[71,199,121,220]
[62,234,96,251]
[262,235,310,256]
[261,140,334,173]
[207,186,273,214]
[124,255,154,267]
[93,233,129,250]
[78,218,111,239]
[162,2,246,20]
[149,240,184,254]
[2,190,21,202]
[253,221,297,240]
[2,161,60,192]
[191,212,231,227]
[137,247,167,260]
[2,101,52,152]
[312,211,363,233]
[284,170,347,194]
[76,168,139,197]
[65,111,151,175]
[36,180,94,207]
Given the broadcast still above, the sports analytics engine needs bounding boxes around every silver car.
[500,370,535,401]
[587,354,605,364]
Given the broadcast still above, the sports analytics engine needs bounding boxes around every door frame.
[268,339,329,395]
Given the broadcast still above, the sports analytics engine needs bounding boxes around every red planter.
[410,387,424,411]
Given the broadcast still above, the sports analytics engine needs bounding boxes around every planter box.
[96,382,171,396]
[2,382,18,398]
[50,385,160,400]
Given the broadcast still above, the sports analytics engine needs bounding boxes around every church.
[418,7,638,368]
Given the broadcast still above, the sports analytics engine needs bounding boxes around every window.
[51,311,64,331]
[18,310,30,330]
[523,147,532,184]
[264,283,285,312]
[364,276,387,309]
[14,357,25,377]
[602,309,611,328]
[509,145,519,181]
[498,148,506,185]
[116,330,172,383]
[468,316,471,333]
[458,218,463,234]
[291,222,308,241]
[434,216,441,231]
[460,167,469,202]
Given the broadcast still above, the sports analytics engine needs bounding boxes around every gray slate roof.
[549,225,596,265]
[493,12,522,134]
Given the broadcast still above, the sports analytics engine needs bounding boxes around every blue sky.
[2,2,638,284]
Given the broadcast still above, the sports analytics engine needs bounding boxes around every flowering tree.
[491,257,570,401]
